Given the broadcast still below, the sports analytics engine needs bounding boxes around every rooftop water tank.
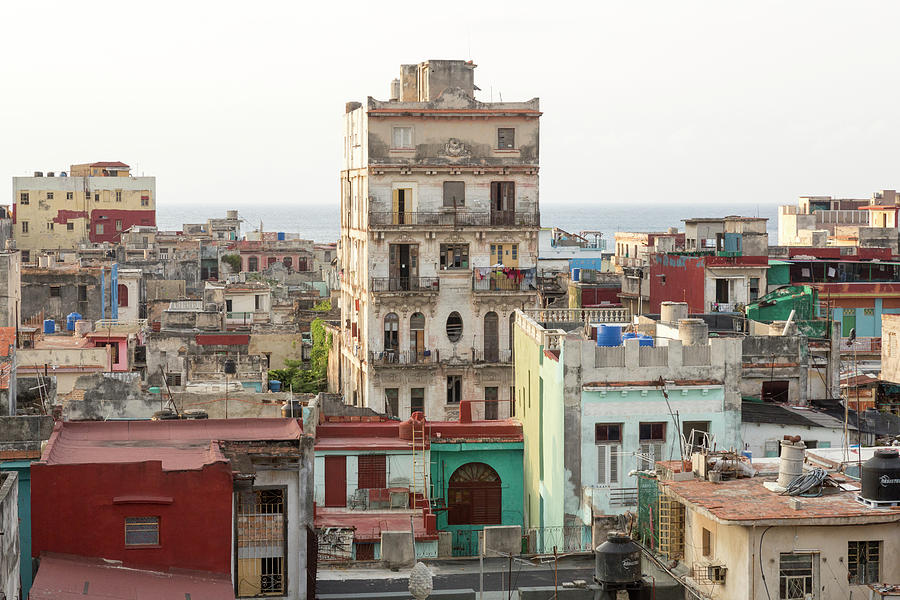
[597,324,623,347]
[622,332,654,347]
[595,531,642,590]
[43,319,55,334]
[777,439,806,488]
[860,448,900,504]
[269,380,282,393]
[66,312,82,332]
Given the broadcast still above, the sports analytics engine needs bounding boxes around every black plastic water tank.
[595,531,642,588]
[860,448,900,503]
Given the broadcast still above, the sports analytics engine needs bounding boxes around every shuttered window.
[448,463,502,525]
[358,455,387,489]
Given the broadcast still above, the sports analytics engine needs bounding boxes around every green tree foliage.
[267,318,331,393]
[313,298,332,312]
[221,254,242,272]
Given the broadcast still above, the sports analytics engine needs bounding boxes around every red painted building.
[30,418,312,597]
[90,209,156,243]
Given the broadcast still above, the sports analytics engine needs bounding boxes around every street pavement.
[317,555,596,595]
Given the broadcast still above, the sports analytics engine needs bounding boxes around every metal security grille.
[358,455,387,489]
[848,541,880,584]
[124,517,159,546]
[237,488,286,597]
[779,553,815,600]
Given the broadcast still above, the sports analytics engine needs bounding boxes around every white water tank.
[777,439,806,488]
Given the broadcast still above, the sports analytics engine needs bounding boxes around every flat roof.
[663,475,900,525]
[315,510,436,541]
[29,554,235,600]
[40,418,302,470]
[315,418,523,450]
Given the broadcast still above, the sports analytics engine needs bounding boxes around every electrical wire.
[780,468,828,497]
[759,526,773,600]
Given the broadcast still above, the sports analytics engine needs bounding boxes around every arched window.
[248,256,258,272]
[446,311,463,343]
[283,256,293,270]
[448,462,501,525]
[384,313,399,353]
[409,313,425,363]
[483,311,499,362]
[117,284,129,307]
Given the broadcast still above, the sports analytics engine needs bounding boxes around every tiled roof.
[89,161,130,168]
[663,475,900,525]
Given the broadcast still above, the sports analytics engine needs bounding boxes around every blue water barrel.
[269,380,283,392]
[572,268,581,282]
[597,324,623,347]
[277,232,286,241]
[66,312,82,331]
[637,334,654,347]
[622,332,638,342]
[43,319,55,334]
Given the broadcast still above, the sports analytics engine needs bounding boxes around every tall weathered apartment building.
[337,60,541,419]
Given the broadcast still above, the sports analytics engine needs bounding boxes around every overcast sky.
[2,1,898,208]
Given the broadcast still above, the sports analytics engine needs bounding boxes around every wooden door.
[324,455,347,507]
[483,312,499,362]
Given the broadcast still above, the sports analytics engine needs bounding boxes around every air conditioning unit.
[707,565,726,584]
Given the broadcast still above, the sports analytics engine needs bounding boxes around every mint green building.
[514,308,743,553]
[430,439,524,556]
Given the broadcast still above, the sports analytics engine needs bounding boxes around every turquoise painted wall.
[834,300,900,338]
[579,387,738,518]
[1,461,33,598]
[430,441,524,556]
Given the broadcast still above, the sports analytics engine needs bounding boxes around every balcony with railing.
[369,350,437,366]
[226,311,269,326]
[369,210,539,228]
[472,267,537,292]
[473,349,512,364]
[371,277,440,293]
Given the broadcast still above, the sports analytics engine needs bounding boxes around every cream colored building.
[657,459,900,600]
[13,162,156,259]
[336,59,541,419]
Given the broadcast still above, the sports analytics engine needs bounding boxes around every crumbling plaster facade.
[336,60,541,419]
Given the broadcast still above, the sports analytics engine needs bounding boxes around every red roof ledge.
[30,553,235,600]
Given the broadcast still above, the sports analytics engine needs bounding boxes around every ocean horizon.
[155,201,781,246]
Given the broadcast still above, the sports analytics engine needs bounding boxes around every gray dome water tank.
[595,531,641,587]
[861,448,900,503]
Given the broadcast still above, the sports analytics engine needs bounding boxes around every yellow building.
[13,162,156,260]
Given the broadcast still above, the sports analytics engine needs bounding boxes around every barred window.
[125,517,159,546]
[848,541,880,585]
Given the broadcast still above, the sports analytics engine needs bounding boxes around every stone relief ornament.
[442,138,471,157]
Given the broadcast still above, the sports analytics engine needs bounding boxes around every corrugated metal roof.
[29,554,234,600]
[40,419,302,470]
